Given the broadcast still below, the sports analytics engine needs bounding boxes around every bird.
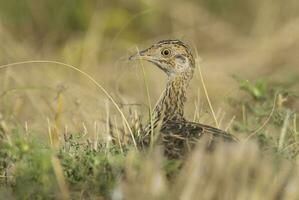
[129,39,238,159]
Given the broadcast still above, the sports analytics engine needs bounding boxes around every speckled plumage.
[130,39,237,158]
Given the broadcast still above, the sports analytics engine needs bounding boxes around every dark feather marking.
[134,39,238,159]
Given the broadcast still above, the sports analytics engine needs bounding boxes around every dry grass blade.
[0,60,137,148]
[278,110,291,151]
[51,156,70,200]
[245,93,278,142]
[136,46,155,148]
[194,49,219,128]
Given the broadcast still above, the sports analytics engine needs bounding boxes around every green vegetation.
[1,81,298,199]
[0,0,298,199]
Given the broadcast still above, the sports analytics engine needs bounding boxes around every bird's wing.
[161,121,203,136]
[161,120,238,142]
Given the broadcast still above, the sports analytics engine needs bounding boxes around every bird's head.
[129,40,195,77]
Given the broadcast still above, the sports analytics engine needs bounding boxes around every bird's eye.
[161,48,171,57]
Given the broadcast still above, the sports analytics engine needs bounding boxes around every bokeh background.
[0,0,298,136]
[1,1,299,199]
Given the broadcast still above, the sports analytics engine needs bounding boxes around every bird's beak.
[129,49,150,61]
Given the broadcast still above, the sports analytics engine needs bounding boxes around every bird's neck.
[152,73,192,123]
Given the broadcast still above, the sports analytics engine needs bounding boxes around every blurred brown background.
[0,0,298,135]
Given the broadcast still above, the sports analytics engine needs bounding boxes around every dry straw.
[194,48,219,128]
[0,60,137,148]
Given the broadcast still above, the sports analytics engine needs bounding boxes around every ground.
[0,0,299,199]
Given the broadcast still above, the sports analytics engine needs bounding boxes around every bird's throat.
[152,74,191,122]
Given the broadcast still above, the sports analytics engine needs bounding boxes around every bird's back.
[139,119,237,159]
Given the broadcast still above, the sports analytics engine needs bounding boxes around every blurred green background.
[0,0,298,133]
[0,1,299,199]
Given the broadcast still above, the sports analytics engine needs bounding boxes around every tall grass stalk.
[0,60,137,148]
[194,49,219,128]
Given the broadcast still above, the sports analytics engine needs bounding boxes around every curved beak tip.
[129,53,139,61]
[129,49,148,61]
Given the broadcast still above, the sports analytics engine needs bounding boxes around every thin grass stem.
[0,60,137,148]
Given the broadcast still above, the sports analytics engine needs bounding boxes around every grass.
[0,0,299,199]
[0,65,298,199]
[0,60,137,149]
